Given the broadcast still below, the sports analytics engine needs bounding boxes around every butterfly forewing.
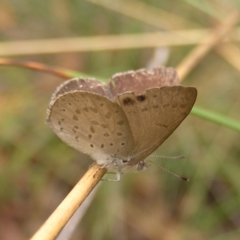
[47,91,134,163]
[116,86,197,165]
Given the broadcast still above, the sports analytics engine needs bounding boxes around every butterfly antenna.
[150,155,185,159]
[148,160,189,182]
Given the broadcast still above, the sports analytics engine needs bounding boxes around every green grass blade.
[191,106,240,132]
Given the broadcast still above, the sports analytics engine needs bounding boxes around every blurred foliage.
[0,0,240,240]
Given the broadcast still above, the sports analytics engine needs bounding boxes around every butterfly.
[46,67,197,181]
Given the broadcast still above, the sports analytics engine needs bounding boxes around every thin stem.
[177,11,239,81]
[0,58,81,79]
[30,164,106,240]
[191,106,240,132]
[87,0,198,29]
[1,29,240,57]
[216,43,240,73]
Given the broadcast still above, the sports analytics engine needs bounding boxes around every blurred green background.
[1,0,240,239]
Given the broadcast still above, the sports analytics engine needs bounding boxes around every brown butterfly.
[46,67,197,181]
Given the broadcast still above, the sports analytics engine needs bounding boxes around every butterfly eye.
[136,161,146,171]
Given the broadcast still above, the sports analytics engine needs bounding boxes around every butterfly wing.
[47,90,134,165]
[115,86,197,165]
[51,78,112,101]
[109,67,179,97]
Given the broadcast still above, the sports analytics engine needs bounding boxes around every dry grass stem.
[86,0,197,29]
[1,29,240,57]
[30,164,106,240]
[176,11,240,81]
[0,58,74,79]
[216,43,240,73]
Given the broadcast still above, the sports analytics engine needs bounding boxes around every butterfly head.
[135,160,148,171]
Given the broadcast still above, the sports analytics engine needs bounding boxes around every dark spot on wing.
[117,120,124,125]
[90,107,97,113]
[163,104,170,108]
[73,115,78,121]
[75,109,81,114]
[141,107,148,112]
[90,126,95,133]
[157,123,168,128]
[91,121,99,125]
[123,97,135,106]
[105,112,111,119]
[136,95,146,102]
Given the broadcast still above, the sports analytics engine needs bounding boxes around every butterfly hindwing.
[109,67,179,97]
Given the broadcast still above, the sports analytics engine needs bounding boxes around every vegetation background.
[0,0,240,239]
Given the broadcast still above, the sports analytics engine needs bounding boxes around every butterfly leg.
[93,164,121,181]
[101,171,121,182]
